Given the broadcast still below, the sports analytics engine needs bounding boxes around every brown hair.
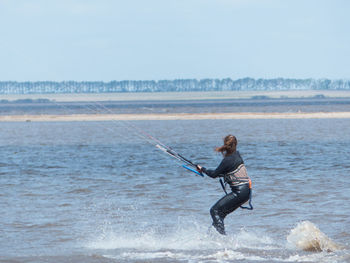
[215,135,237,156]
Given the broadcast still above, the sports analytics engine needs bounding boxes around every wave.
[287,221,342,252]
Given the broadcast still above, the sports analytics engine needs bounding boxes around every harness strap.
[219,179,253,210]
[219,178,227,195]
[240,188,253,210]
[240,179,253,210]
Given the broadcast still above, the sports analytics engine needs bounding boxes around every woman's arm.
[198,158,228,178]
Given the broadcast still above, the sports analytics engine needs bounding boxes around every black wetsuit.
[201,151,251,235]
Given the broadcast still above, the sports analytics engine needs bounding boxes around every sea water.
[1,118,350,262]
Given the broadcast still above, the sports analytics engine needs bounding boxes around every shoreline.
[2,112,350,122]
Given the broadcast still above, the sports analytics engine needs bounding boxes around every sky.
[0,0,349,81]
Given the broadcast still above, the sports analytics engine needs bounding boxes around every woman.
[197,135,252,235]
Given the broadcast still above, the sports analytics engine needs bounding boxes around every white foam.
[203,249,267,262]
[104,249,267,262]
[86,224,277,252]
[233,228,276,250]
[120,251,187,260]
[287,221,341,252]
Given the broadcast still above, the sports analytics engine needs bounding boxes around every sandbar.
[1,112,350,122]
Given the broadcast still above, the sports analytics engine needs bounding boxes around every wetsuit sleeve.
[201,158,228,178]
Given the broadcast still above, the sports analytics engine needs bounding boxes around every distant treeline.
[0,78,350,94]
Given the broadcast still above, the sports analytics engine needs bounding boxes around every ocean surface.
[1,100,350,262]
[1,97,350,115]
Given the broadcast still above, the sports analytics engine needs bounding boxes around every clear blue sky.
[0,0,349,81]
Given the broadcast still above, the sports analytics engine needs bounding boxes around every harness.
[219,164,253,210]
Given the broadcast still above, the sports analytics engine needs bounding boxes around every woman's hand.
[196,165,202,172]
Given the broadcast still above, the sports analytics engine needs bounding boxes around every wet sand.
[2,112,350,121]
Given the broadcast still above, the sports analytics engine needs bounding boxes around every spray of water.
[84,219,349,262]
[287,221,341,252]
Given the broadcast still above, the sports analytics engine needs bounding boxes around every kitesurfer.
[196,135,251,235]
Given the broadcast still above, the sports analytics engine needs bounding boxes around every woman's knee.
[210,206,217,217]
[210,204,225,220]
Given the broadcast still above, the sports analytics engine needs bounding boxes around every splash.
[287,221,341,252]
[86,225,276,262]
[87,223,276,251]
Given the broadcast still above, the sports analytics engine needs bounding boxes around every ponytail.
[215,135,237,156]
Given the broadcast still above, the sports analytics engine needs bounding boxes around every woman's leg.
[210,185,250,235]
